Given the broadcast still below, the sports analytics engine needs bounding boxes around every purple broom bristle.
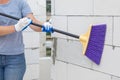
[85,24,106,65]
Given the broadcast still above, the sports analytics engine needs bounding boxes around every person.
[0,0,53,80]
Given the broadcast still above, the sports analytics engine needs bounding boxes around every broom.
[0,13,106,65]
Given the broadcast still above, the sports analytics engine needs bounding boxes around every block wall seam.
[56,59,114,78]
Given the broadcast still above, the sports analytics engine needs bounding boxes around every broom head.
[79,24,106,65]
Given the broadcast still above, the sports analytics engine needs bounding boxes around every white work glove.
[14,17,32,32]
[42,22,54,33]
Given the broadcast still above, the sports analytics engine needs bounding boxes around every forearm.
[26,13,43,32]
[30,19,43,32]
[0,26,15,36]
[26,13,53,33]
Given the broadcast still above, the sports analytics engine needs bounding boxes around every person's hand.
[42,22,54,33]
[14,17,32,32]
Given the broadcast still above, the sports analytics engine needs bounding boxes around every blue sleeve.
[20,0,33,17]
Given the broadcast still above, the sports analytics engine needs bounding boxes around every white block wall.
[51,0,120,80]
[39,57,52,80]
[23,0,46,80]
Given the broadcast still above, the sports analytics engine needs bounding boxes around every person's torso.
[0,0,25,55]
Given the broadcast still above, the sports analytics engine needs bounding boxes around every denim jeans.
[0,53,26,80]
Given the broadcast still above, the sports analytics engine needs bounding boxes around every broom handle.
[0,13,79,39]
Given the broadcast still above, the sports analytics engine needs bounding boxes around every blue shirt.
[0,0,32,55]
